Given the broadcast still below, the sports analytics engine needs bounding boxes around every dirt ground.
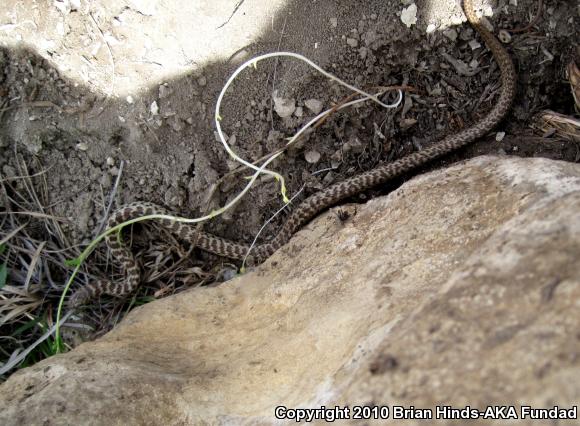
[0,0,578,345]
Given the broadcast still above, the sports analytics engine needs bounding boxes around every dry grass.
[0,154,82,378]
[0,151,215,380]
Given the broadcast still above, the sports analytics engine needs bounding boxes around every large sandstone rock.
[1,156,579,425]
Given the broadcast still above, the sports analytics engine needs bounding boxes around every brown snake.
[69,0,517,307]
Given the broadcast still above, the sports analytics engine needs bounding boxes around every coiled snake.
[69,0,517,306]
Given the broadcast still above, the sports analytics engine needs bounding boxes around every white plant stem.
[57,51,404,344]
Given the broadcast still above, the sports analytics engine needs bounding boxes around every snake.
[69,0,517,307]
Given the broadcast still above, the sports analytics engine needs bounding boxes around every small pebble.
[330,150,342,169]
[150,101,159,115]
[496,131,506,142]
[106,156,115,166]
[400,118,417,129]
[401,4,418,28]
[330,17,338,28]
[159,83,172,98]
[443,29,458,41]
[322,171,335,186]
[305,98,324,115]
[218,267,238,282]
[272,90,296,118]
[126,95,134,104]
[346,38,358,47]
[304,150,321,164]
[76,142,88,151]
[482,5,494,18]
[229,48,249,63]
[468,39,482,50]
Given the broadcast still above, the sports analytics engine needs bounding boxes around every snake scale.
[69,0,516,307]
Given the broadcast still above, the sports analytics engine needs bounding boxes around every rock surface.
[1,156,579,425]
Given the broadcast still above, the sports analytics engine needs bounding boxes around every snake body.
[69,0,516,307]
